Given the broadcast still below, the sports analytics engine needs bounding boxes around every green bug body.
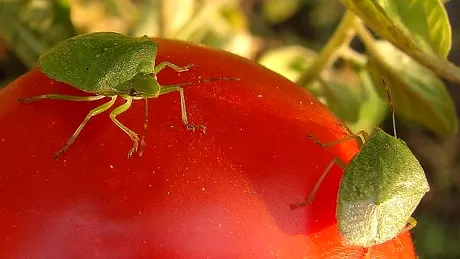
[38,32,159,95]
[291,79,430,252]
[337,127,429,247]
[20,32,234,160]
[291,127,429,252]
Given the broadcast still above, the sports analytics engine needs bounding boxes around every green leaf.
[347,68,388,133]
[341,0,460,84]
[321,80,362,124]
[258,45,317,82]
[317,66,388,133]
[367,41,457,135]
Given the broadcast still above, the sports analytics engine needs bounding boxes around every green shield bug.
[19,32,238,160]
[290,79,429,255]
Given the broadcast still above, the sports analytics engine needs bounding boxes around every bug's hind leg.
[402,217,417,232]
[159,86,206,133]
[109,97,140,159]
[153,61,193,74]
[363,247,371,259]
[392,217,418,252]
[53,96,117,160]
[19,94,106,103]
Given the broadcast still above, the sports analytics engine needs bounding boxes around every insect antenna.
[179,76,240,87]
[381,77,397,138]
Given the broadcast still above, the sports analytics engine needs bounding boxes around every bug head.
[127,73,161,98]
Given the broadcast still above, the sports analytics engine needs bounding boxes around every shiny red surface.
[0,38,416,258]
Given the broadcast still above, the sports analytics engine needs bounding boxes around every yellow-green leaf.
[341,0,460,84]
[341,0,451,57]
[258,46,317,82]
[367,41,457,135]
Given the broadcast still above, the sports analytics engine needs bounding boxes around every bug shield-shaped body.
[337,127,429,247]
[37,32,160,97]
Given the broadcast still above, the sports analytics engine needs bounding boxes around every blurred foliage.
[367,40,457,135]
[0,0,75,67]
[0,0,459,258]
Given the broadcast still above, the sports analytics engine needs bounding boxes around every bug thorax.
[123,73,160,98]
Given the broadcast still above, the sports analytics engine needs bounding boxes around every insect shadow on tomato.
[290,78,430,257]
[18,32,239,160]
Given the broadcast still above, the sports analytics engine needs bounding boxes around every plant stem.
[354,9,460,85]
[340,47,367,67]
[353,19,383,61]
[354,18,396,79]
[297,10,357,87]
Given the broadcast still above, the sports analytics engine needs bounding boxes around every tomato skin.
[0,38,415,258]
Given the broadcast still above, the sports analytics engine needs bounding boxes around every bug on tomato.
[291,79,429,255]
[19,32,238,160]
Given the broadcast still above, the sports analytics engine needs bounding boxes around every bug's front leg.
[289,157,345,209]
[54,96,117,160]
[306,130,369,149]
[153,61,193,74]
[109,97,141,159]
[138,98,149,157]
[159,86,205,133]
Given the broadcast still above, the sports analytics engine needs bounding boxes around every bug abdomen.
[337,192,424,247]
[337,199,380,247]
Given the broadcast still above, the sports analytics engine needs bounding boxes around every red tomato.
[0,38,416,258]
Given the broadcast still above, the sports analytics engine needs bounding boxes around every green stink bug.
[290,79,429,254]
[19,32,237,160]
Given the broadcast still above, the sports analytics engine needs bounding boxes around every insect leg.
[159,86,206,133]
[153,61,193,74]
[401,217,417,232]
[53,96,117,160]
[307,130,369,149]
[19,94,106,103]
[363,247,371,259]
[389,217,417,254]
[290,157,346,209]
[109,97,140,159]
[138,98,149,157]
